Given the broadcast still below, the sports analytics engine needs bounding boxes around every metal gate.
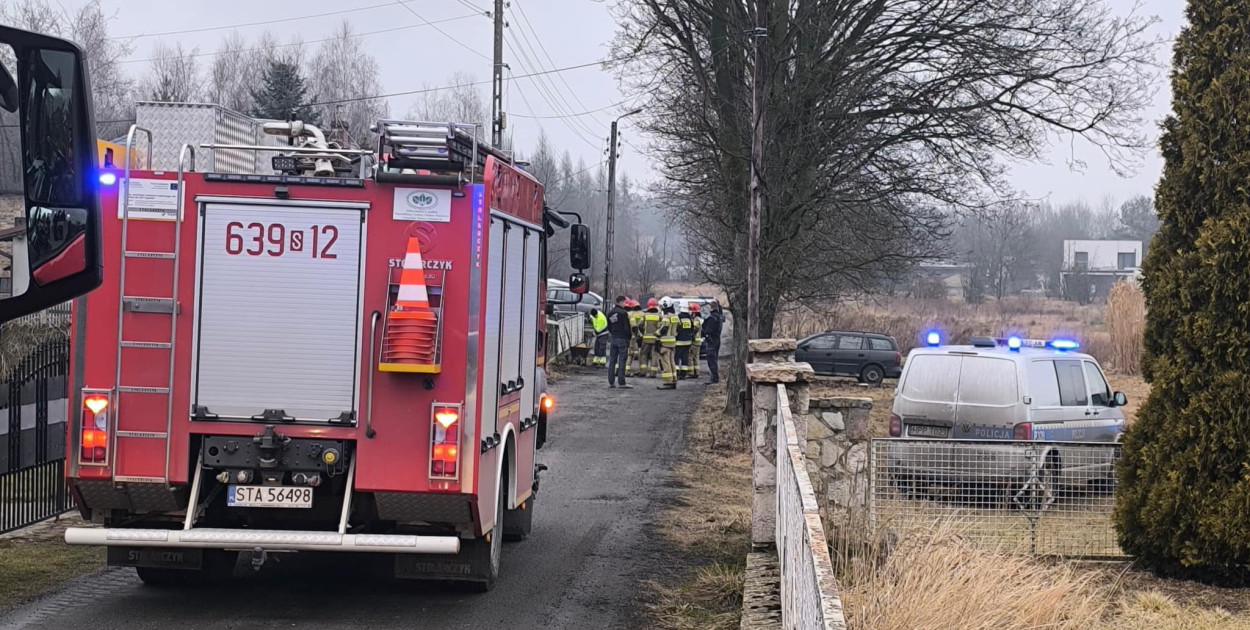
[1,337,72,533]
[868,438,1125,558]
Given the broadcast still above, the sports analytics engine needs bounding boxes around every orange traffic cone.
[381,234,439,370]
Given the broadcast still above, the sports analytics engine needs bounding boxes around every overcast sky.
[94,0,1180,208]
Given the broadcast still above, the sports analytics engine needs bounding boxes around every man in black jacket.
[606,295,635,388]
[701,302,724,384]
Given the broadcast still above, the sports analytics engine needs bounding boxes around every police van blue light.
[925,331,941,347]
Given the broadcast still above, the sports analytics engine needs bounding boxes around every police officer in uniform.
[656,298,679,389]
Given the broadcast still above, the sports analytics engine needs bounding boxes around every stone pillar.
[746,340,814,546]
[804,397,874,537]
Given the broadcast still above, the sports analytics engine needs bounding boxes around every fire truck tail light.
[430,404,462,481]
[79,392,112,465]
[541,394,554,412]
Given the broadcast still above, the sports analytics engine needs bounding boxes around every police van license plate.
[228,485,313,508]
[908,425,950,438]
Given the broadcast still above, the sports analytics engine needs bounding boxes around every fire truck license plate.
[227,485,314,509]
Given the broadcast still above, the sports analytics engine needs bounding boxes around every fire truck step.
[122,297,179,314]
[63,527,461,555]
[121,341,173,349]
[116,431,168,439]
[118,386,171,394]
[124,251,176,259]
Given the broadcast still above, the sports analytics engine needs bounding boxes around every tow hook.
[532,463,548,495]
[249,547,267,572]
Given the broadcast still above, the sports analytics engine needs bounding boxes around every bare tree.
[209,31,256,113]
[140,41,202,103]
[612,0,1159,412]
[306,21,388,148]
[407,71,488,137]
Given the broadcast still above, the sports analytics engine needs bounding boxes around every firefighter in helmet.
[639,298,662,377]
[689,302,704,379]
[656,298,680,389]
[625,299,644,377]
[675,305,695,379]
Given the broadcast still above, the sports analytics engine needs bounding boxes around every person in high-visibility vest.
[626,300,644,377]
[656,298,679,389]
[675,307,695,379]
[689,302,704,379]
[640,298,662,378]
[589,308,609,367]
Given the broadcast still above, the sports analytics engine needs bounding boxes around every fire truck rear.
[63,117,588,591]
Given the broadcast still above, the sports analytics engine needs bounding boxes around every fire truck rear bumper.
[64,527,460,554]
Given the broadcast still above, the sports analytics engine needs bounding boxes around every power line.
[454,0,489,14]
[509,99,636,120]
[504,37,599,146]
[504,10,601,143]
[512,1,609,130]
[120,12,482,65]
[109,1,401,40]
[392,1,490,62]
[302,56,635,107]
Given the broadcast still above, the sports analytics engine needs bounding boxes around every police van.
[890,334,1127,441]
[884,334,1126,497]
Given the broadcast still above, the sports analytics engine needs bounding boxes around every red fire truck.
[62,119,591,591]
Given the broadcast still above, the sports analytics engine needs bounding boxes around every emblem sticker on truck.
[393,187,452,222]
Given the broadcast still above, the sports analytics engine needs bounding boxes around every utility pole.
[603,108,643,300]
[747,1,768,340]
[491,0,505,147]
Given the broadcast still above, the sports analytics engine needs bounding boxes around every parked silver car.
[883,336,1127,501]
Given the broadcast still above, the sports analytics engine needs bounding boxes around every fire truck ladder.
[111,127,196,484]
[373,120,507,185]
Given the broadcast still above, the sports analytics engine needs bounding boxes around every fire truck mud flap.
[64,527,460,554]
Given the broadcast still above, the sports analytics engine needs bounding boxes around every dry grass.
[842,526,1108,630]
[1106,590,1250,629]
[1106,282,1146,376]
[648,382,752,630]
[0,516,102,611]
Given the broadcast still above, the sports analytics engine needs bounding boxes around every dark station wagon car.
[795,331,903,384]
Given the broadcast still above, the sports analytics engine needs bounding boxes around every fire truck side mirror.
[569,223,591,271]
[0,26,103,324]
[568,273,589,295]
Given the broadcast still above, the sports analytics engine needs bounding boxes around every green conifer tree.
[250,61,319,125]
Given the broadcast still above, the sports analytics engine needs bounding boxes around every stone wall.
[804,396,874,535]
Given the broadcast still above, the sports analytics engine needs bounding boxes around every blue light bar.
[925,331,941,347]
[98,172,117,186]
[1048,338,1080,351]
[1007,336,1022,351]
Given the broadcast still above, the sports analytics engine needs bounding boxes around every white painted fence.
[776,384,847,629]
[546,313,586,359]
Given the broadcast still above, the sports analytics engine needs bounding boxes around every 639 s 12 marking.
[224,221,338,259]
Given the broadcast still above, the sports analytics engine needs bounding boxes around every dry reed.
[1106,282,1145,375]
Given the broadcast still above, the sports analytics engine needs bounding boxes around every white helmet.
[659,297,675,310]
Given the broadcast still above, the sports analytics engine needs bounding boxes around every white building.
[1061,239,1142,301]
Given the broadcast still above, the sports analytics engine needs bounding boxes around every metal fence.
[1,337,72,534]
[546,313,587,360]
[775,385,847,629]
[868,438,1124,558]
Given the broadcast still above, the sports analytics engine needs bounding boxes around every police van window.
[869,337,893,351]
[957,356,1018,406]
[900,354,962,402]
[1083,361,1112,406]
[1027,360,1062,407]
[837,335,863,350]
[1055,360,1088,407]
[806,334,838,350]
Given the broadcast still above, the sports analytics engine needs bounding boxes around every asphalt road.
[0,368,704,630]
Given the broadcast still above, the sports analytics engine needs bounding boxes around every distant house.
[914,261,967,299]
[1061,239,1142,302]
